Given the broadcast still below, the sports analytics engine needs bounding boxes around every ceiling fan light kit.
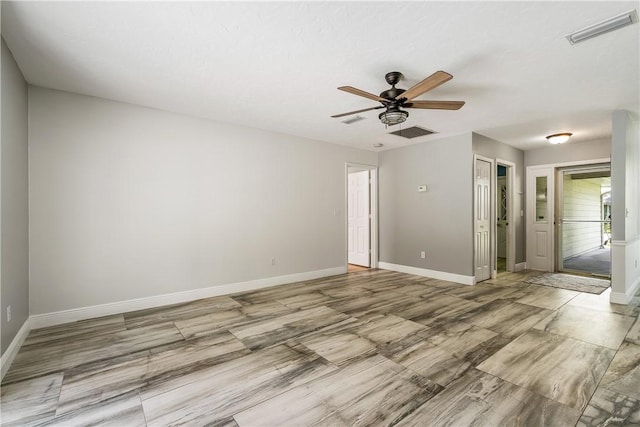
[379,109,408,126]
[546,133,573,144]
[332,70,465,127]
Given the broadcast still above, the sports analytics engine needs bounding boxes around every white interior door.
[348,170,370,267]
[526,167,554,271]
[475,157,492,282]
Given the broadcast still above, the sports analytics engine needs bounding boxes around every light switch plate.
[418,185,427,192]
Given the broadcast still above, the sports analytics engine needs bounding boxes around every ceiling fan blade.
[331,106,384,118]
[405,100,465,110]
[338,86,386,102]
[397,71,453,101]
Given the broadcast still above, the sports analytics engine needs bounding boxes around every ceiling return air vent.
[341,115,365,124]
[566,9,638,45]
[389,126,435,139]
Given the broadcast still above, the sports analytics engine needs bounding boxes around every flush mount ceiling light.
[546,133,573,144]
[378,108,408,126]
[566,9,638,45]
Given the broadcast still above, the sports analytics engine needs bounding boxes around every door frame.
[525,158,610,272]
[345,163,378,270]
[555,163,611,276]
[496,158,516,275]
[474,154,495,283]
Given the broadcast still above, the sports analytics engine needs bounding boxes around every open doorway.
[556,164,611,278]
[494,160,516,276]
[346,164,378,273]
[496,165,508,273]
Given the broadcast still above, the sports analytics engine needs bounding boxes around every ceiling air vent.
[566,9,638,45]
[389,126,436,139]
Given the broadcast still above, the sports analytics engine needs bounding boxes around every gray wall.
[1,39,29,354]
[525,138,610,167]
[28,87,377,315]
[472,133,526,264]
[379,133,474,276]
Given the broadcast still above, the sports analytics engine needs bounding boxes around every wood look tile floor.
[2,270,640,427]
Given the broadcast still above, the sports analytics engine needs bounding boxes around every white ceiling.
[2,1,639,152]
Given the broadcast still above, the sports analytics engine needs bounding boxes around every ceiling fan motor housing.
[380,87,406,100]
[381,71,405,100]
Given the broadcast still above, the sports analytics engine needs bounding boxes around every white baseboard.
[1,317,31,381]
[378,262,475,285]
[515,262,527,272]
[610,276,640,305]
[30,266,346,330]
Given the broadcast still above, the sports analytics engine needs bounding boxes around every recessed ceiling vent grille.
[341,115,365,124]
[389,126,436,139]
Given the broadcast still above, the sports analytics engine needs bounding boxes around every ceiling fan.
[331,70,465,126]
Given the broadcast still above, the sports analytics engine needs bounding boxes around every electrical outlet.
[271,257,276,266]
[7,305,12,323]
[420,251,426,259]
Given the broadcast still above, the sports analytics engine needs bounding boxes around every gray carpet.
[563,247,611,276]
[525,273,610,294]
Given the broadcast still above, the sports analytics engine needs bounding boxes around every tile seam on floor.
[534,317,634,351]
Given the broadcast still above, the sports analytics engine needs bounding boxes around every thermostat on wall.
[418,185,427,192]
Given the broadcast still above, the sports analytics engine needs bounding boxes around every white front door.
[526,167,554,271]
[475,157,492,282]
[348,170,370,267]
